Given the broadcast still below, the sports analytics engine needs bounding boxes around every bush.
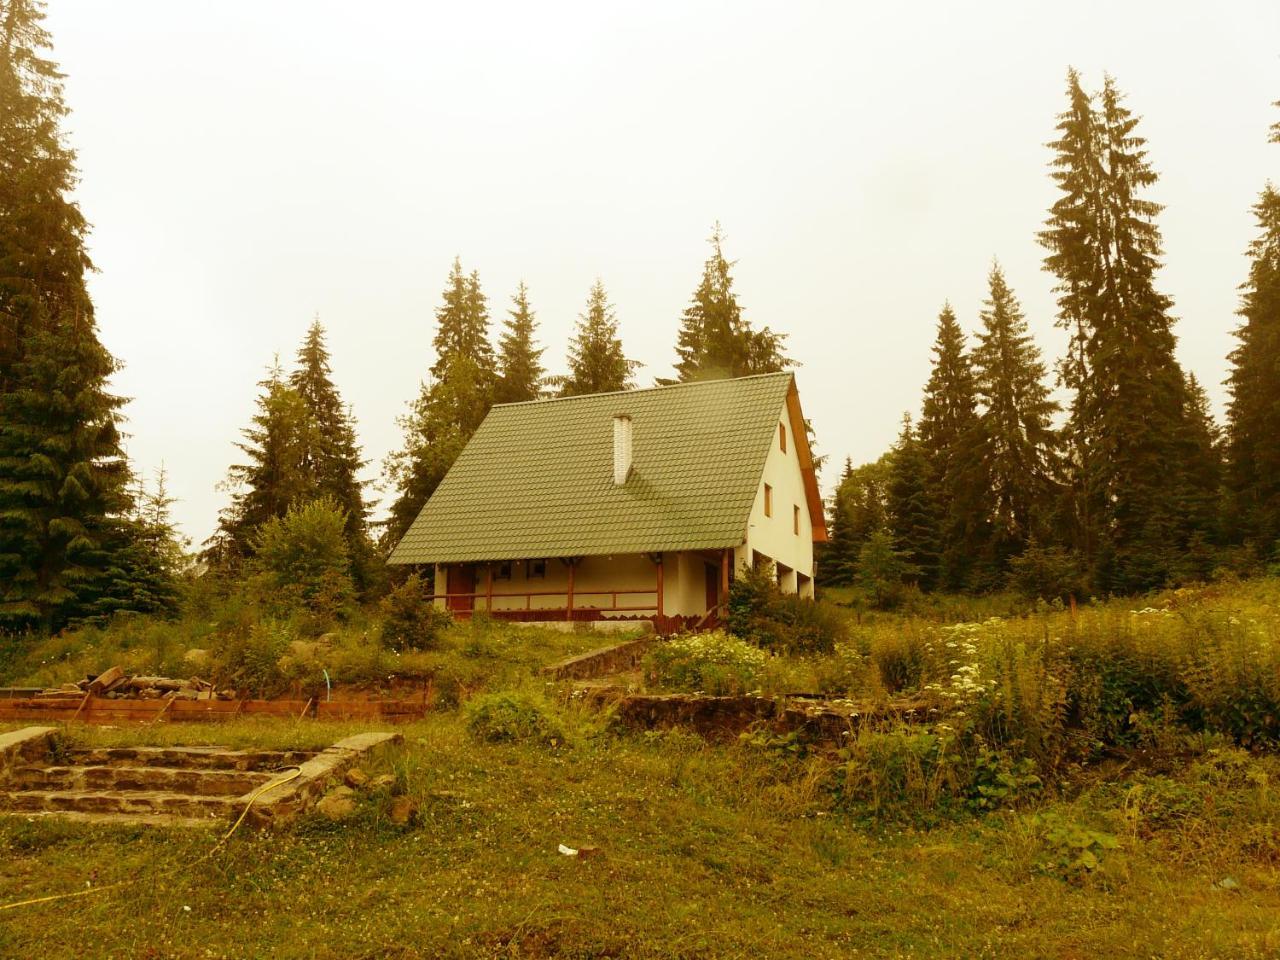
[251,498,356,617]
[830,725,964,817]
[728,563,847,654]
[1008,543,1085,602]
[207,619,293,697]
[379,574,451,651]
[856,531,916,609]
[645,630,768,695]
[464,690,567,747]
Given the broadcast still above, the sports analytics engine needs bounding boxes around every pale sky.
[45,0,1279,544]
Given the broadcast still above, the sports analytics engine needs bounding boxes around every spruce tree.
[916,303,986,589]
[211,361,314,561]
[289,320,369,540]
[820,454,891,585]
[1226,105,1280,559]
[672,225,789,382]
[1039,71,1214,591]
[886,415,939,588]
[384,260,497,546]
[561,280,639,396]
[495,282,545,403]
[0,1,135,632]
[970,264,1060,578]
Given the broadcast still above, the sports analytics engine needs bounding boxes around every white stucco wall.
[740,401,816,594]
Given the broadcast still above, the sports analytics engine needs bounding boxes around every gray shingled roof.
[389,372,796,564]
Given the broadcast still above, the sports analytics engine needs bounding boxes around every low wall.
[540,637,662,681]
[0,696,430,724]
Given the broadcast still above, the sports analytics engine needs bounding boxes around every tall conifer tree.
[887,416,939,588]
[917,303,985,588]
[1225,102,1280,558]
[289,320,369,539]
[672,225,789,382]
[1040,71,1214,591]
[495,282,545,403]
[561,280,638,396]
[211,361,314,560]
[384,260,497,546]
[0,0,135,632]
[970,264,1060,577]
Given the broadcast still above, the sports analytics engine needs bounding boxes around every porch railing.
[426,587,659,617]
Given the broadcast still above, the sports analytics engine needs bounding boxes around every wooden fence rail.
[0,695,429,725]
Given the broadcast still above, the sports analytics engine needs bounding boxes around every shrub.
[379,574,451,651]
[1008,543,1085,602]
[728,563,847,654]
[644,630,768,695]
[207,619,293,697]
[856,531,916,609]
[251,498,356,617]
[830,725,964,817]
[464,690,567,747]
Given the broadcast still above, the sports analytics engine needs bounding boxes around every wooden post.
[655,553,664,619]
[486,565,494,614]
[721,549,731,609]
[566,560,575,621]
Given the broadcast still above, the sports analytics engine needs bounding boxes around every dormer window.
[779,423,787,453]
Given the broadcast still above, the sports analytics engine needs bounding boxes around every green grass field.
[3,582,1280,958]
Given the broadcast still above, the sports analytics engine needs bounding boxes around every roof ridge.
[491,370,793,409]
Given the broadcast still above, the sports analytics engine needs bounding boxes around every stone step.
[63,746,314,771]
[0,788,238,820]
[11,764,273,797]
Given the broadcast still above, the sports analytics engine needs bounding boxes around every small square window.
[526,559,546,580]
[779,423,787,453]
[794,504,800,535]
[495,561,512,581]
[764,483,773,517]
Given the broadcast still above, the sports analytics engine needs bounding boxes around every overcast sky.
[45,0,1279,544]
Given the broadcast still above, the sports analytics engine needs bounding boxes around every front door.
[705,563,719,614]
[446,565,476,613]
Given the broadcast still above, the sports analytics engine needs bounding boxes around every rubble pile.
[35,666,236,701]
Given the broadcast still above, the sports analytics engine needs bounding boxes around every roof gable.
[390,372,821,564]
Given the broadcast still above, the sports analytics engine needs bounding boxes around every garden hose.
[0,766,303,913]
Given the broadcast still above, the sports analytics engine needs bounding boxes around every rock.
[370,774,397,791]
[315,786,357,820]
[344,768,369,789]
[389,796,417,825]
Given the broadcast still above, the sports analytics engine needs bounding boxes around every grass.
[4,580,1280,956]
[2,714,1279,958]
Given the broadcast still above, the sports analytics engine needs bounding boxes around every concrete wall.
[740,399,816,595]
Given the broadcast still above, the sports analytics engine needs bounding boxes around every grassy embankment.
[2,580,1280,957]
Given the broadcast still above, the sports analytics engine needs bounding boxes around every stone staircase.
[1,743,316,828]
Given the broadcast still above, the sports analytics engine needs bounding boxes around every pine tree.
[970,264,1060,578]
[819,454,891,585]
[0,1,135,633]
[289,320,369,538]
[495,282,545,403]
[886,415,939,588]
[211,361,314,561]
[1039,71,1215,591]
[1226,105,1280,559]
[561,280,639,396]
[384,260,497,546]
[1176,373,1223,576]
[672,225,789,382]
[916,303,985,589]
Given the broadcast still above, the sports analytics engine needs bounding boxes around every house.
[388,371,827,631]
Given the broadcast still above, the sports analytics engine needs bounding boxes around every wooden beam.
[485,565,494,614]
[721,549,731,607]
[655,552,664,619]
[566,560,575,621]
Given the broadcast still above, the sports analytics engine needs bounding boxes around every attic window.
[794,504,800,536]
[764,483,773,517]
[495,562,512,581]
[526,559,546,580]
[779,423,787,453]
